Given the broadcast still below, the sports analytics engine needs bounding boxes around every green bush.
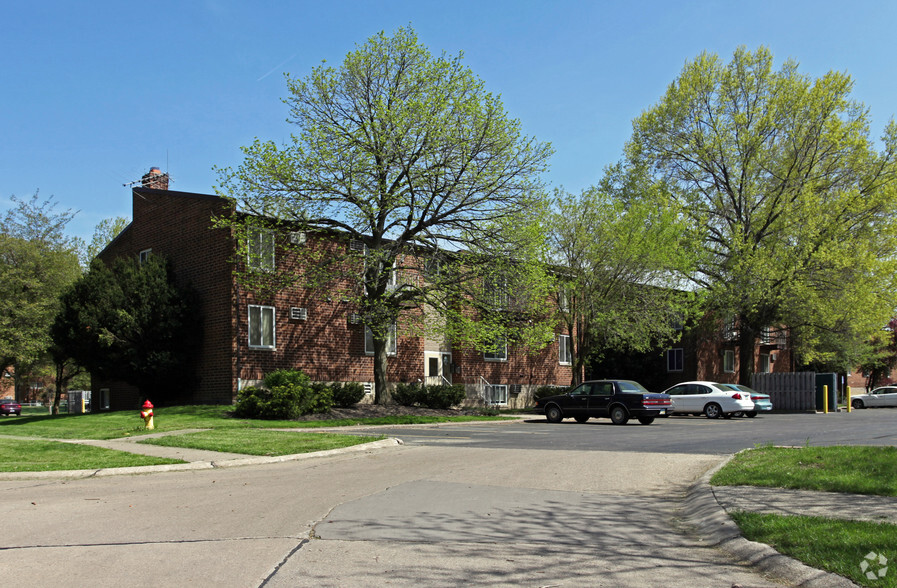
[424,384,466,409]
[234,370,332,419]
[392,382,425,407]
[534,385,566,400]
[331,382,366,407]
[391,382,466,409]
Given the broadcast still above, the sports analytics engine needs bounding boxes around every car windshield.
[617,381,649,393]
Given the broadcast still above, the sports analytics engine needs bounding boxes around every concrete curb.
[0,437,404,481]
[684,454,858,587]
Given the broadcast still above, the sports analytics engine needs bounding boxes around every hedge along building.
[94,169,575,410]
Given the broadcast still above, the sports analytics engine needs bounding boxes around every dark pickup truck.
[534,379,672,425]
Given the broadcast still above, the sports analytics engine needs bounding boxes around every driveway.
[0,442,785,587]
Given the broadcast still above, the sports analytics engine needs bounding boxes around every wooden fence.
[751,372,816,411]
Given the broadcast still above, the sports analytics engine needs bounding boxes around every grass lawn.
[0,404,505,440]
[0,404,493,472]
[713,445,897,587]
[731,512,897,588]
[0,438,184,472]
[711,445,897,496]
[140,429,385,456]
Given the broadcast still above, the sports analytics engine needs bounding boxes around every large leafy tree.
[0,194,81,385]
[547,165,699,386]
[216,26,553,403]
[626,46,897,383]
[52,255,201,404]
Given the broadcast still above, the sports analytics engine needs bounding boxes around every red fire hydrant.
[140,400,154,430]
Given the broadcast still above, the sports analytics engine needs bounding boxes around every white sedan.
[662,381,755,419]
[851,386,897,409]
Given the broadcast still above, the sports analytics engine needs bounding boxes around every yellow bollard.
[847,386,852,413]
[823,385,829,414]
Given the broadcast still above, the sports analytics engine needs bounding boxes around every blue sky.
[3,0,896,241]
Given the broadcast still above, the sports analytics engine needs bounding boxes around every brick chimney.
[141,167,169,190]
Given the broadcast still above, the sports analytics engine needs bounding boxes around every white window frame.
[666,348,683,372]
[486,384,509,406]
[723,349,735,373]
[248,305,276,349]
[758,353,771,373]
[247,228,275,272]
[365,323,397,356]
[559,334,572,365]
[558,287,570,312]
[484,337,508,362]
[138,249,152,264]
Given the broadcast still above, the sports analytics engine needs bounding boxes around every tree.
[0,194,81,385]
[52,255,202,404]
[626,46,897,383]
[546,165,698,386]
[80,216,129,267]
[216,26,553,403]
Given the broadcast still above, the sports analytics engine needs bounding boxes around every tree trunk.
[738,324,756,386]
[372,337,389,404]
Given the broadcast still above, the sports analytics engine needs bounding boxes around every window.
[559,335,572,365]
[723,350,735,373]
[485,275,510,310]
[365,324,397,356]
[138,249,152,264]
[558,287,570,312]
[666,348,683,372]
[486,384,508,406]
[248,305,275,349]
[758,353,771,373]
[484,337,507,362]
[247,228,275,271]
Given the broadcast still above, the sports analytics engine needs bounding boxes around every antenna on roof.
[123,167,172,190]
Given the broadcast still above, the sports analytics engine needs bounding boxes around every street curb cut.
[0,437,404,481]
[684,453,858,587]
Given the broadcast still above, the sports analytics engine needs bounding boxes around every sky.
[2,0,896,242]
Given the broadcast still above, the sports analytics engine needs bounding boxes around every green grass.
[0,405,504,440]
[140,429,385,456]
[731,512,897,588]
[711,445,897,496]
[0,438,184,472]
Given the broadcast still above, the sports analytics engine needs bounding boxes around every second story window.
[485,275,510,310]
[365,324,397,356]
[723,349,735,373]
[247,228,275,271]
[666,348,683,372]
[484,337,508,362]
[559,334,572,365]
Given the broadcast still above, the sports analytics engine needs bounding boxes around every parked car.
[0,398,21,416]
[851,386,897,409]
[718,384,773,417]
[661,381,754,419]
[534,379,672,425]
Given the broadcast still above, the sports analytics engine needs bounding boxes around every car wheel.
[574,416,590,423]
[746,411,757,418]
[851,398,865,410]
[545,404,563,423]
[732,411,744,418]
[610,405,629,425]
[637,416,655,425]
[704,403,722,419]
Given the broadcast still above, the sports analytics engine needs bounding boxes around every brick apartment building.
[95,170,574,410]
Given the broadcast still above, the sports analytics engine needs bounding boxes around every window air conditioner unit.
[349,239,366,252]
[289,231,307,245]
[290,307,308,321]
[348,312,362,325]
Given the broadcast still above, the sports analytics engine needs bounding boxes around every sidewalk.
[684,458,886,587]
